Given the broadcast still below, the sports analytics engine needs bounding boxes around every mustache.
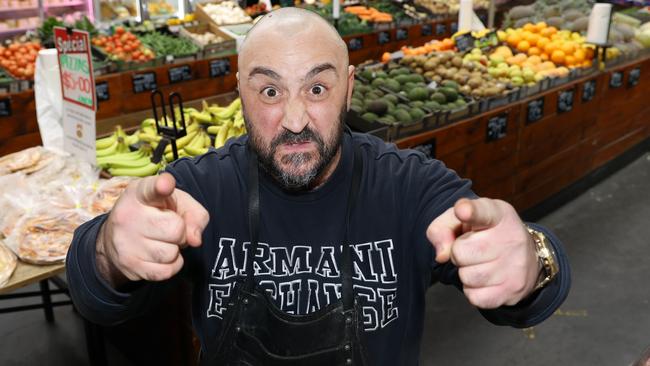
[270,127,324,150]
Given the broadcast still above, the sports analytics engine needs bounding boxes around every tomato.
[115,26,125,35]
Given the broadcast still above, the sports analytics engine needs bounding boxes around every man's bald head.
[238,7,348,69]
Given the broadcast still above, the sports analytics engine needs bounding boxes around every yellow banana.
[96,133,117,150]
[207,125,221,135]
[184,144,209,156]
[164,130,198,153]
[215,121,232,149]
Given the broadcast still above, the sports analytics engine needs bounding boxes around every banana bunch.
[96,126,140,158]
[165,129,212,161]
[101,146,163,177]
[204,98,247,149]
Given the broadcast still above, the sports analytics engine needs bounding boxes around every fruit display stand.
[396,54,650,212]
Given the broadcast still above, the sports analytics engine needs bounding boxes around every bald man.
[67,8,570,365]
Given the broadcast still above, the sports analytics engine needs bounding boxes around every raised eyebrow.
[248,67,281,80]
[305,63,337,80]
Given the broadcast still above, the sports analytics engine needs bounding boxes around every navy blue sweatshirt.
[66,132,570,365]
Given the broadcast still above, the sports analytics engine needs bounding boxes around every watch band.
[526,226,559,291]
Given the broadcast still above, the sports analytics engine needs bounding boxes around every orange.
[528,55,542,64]
[565,55,576,66]
[582,60,593,68]
[573,49,586,63]
[523,23,537,33]
[507,33,522,47]
[544,41,557,55]
[526,33,541,46]
[541,61,556,70]
[528,46,541,56]
[560,42,575,55]
[536,37,550,50]
[536,21,548,30]
[517,40,531,52]
[551,49,566,64]
[540,53,549,61]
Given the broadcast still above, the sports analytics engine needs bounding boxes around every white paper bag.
[34,48,65,153]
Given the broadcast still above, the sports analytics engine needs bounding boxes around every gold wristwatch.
[526,226,559,291]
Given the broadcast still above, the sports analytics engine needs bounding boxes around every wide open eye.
[261,87,279,98]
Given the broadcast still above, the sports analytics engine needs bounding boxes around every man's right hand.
[96,172,210,288]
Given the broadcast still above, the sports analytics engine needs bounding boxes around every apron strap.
[245,146,260,291]
[245,135,363,311]
[341,143,363,310]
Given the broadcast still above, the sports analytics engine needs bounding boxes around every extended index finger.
[454,198,503,231]
[136,173,176,209]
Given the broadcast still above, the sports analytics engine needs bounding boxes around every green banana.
[96,141,118,157]
[207,125,221,135]
[109,162,161,177]
[190,110,213,124]
[124,132,140,146]
[96,133,117,150]
[164,130,198,154]
[105,156,152,169]
[184,145,209,156]
[215,121,232,149]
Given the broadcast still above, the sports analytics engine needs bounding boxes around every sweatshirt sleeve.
[408,155,570,328]
[66,214,167,326]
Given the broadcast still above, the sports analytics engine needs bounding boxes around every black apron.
[201,143,367,366]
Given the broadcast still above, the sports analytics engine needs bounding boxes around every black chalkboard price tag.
[557,88,575,113]
[95,81,110,102]
[450,22,458,34]
[0,97,11,117]
[435,23,446,36]
[455,33,476,53]
[610,71,623,89]
[169,64,193,84]
[421,24,433,37]
[396,28,408,41]
[582,79,596,103]
[526,97,544,124]
[628,67,641,88]
[209,58,231,78]
[486,113,508,142]
[348,37,363,51]
[412,137,436,159]
[132,72,157,94]
[377,31,391,45]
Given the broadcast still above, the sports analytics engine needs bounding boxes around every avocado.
[361,112,379,122]
[383,93,398,104]
[350,104,363,113]
[377,115,397,125]
[353,91,364,100]
[350,98,363,107]
[407,87,429,101]
[381,98,396,111]
[409,108,426,121]
[424,100,441,110]
[375,70,388,79]
[408,74,425,83]
[441,80,460,91]
[384,79,401,93]
[396,67,410,75]
[409,101,425,108]
[360,69,374,80]
[430,92,447,104]
[366,92,382,100]
[366,100,389,116]
[395,75,411,85]
[438,87,459,103]
[392,109,412,124]
[371,78,386,88]
[403,82,417,90]
[356,84,371,94]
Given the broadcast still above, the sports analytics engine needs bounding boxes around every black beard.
[244,104,346,192]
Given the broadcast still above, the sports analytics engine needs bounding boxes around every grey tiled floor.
[2,153,650,365]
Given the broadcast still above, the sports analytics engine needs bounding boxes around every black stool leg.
[39,279,54,322]
[84,319,108,366]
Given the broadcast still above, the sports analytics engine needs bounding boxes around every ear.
[346,65,355,110]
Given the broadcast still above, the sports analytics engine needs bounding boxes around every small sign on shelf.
[209,58,231,78]
[0,97,11,117]
[557,88,575,113]
[95,81,109,102]
[487,113,508,142]
[526,97,544,124]
[628,67,641,88]
[348,37,364,51]
[609,71,623,89]
[132,72,157,94]
[169,64,193,84]
[582,79,596,103]
[377,31,391,45]
[421,24,433,37]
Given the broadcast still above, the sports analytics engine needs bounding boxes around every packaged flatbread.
[0,146,43,176]
[87,176,133,216]
[0,241,17,287]
[5,209,89,265]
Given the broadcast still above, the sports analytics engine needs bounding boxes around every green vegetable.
[138,32,200,57]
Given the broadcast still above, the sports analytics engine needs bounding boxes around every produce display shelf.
[0,26,36,37]
[0,7,38,20]
[44,1,86,8]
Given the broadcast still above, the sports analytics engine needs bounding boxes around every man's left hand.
[426,198,540,309]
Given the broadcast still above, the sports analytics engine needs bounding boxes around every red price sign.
[54,27,96,111]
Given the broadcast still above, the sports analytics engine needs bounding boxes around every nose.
[281,96,309,134]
